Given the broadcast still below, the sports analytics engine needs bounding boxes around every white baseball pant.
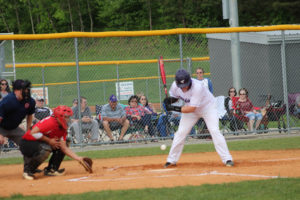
[167,103,233,164]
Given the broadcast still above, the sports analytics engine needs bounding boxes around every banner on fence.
[115,81,134,101]
[31,87,49,105]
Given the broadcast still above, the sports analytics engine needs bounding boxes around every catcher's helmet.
[175,69,191,88]
[53,105,73,129]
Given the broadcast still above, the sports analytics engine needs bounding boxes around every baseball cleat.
[225,160,234,167]
[164,162,176,168]
[23,172,35,180]
[44,168,66,176]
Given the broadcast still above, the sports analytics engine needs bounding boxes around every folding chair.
[232,97,259,133]
[95,104,123,142]
[125,116,147,142]
[265,102,286,133]
[216,96,242,134]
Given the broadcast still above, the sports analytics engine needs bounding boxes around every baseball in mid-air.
[160,144,167,150]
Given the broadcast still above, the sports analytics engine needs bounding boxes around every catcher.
[20,105,93,180]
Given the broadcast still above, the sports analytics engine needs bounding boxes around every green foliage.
[1,0,300,34]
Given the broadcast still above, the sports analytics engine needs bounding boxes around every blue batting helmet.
[175,69,191,88]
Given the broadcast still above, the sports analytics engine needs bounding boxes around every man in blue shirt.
[100,94,130,141]
[0,80,35,146]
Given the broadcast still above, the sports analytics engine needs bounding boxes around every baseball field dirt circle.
[1,149,300,197]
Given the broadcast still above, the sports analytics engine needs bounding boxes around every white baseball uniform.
[166,78,233,164]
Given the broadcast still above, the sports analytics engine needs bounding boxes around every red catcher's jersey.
[22,116,67,141]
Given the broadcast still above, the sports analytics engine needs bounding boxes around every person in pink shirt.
[125,95,156,137]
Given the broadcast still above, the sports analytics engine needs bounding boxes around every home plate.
[147,169,177,173]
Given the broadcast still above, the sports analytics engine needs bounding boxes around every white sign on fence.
[115,81,134,101]
[31,87,49,105]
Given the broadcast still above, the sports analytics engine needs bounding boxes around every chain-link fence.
[0,33,15,82]
[0,27,300,148]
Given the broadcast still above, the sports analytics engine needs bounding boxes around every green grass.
[1,136,300,165]
[1,136,300,199]
[1,178,300,200]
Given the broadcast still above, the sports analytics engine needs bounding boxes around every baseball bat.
[159,56,168,97]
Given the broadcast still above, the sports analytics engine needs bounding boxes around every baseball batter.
[164,69,233,168]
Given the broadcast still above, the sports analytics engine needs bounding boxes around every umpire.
[0,79,35,146]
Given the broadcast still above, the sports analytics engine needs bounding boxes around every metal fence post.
[146,79,149,98]
[179,34,183,69]
[41,65,46,104]
[11,40,16,81]
[280,30,290,133]
[187,57,192,74]
[116,64,120,100]
[103,82,106,103]
[74,38,83,145]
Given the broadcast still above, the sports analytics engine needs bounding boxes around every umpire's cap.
[175,69,191,88]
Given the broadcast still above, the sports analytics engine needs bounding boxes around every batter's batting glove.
[79,157,93,173]
[165,104,182,112]
[163,97,179,105]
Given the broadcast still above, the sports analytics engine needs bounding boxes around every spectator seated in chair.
[33,97,52,125]
[0,79,11,101]
[224,87,244,132]
[125,95,156,137]
[99,94,130,141]
[233,88,263,132]
[71,98,78,110]
[139,95,158,128]
[294,95,300,118]
[69,96,99,143]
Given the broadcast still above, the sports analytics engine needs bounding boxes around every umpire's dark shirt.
[0,93,35,130]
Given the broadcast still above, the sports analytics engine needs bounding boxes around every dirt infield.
[1,149,300,197]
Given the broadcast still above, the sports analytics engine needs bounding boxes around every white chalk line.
[67,156,299,182]
[147,169,177,173]
[253,157,300,162]
[68,177,89,182]
[66,171,283,182]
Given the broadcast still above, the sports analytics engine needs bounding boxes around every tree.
[1,0,300,33]
[13,0,22,33]
[0,1,10,33]
[86,0,94,32]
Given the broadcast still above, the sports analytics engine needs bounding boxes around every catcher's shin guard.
[45,149,66,171]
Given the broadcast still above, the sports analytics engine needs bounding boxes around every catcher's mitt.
[79,157,93,173]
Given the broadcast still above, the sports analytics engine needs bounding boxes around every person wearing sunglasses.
[234,88,262,132]
[195,68,213,94]
[224,87,243,131]
[0,79,11,101]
